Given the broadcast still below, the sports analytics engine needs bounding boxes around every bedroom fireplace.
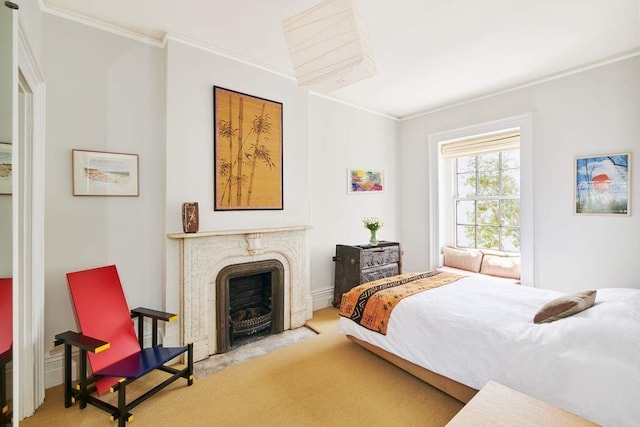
[216,259,285,353]
[167,226,311,362]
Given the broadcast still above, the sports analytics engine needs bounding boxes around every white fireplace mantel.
[168,226,312,361]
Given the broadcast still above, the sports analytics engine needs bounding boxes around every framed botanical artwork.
[0,142,11,195]
[213,86,283,211]
[575,153,630,215]
[348,168,384,193]
[72,149,139,196]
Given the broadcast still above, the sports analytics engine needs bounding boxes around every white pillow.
[442,246,483,273]
[480,253,521,279]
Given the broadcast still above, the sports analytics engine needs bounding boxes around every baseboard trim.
[311,286,334,311]
[44,352,65,389]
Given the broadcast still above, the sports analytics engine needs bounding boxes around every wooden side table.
[446,381,599,427]
[332,242,401,307]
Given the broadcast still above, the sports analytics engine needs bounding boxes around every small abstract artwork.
[348,168,384,193]
[214,86,283,211]
[72,149,139,196]
[0,142,11,195]
[575,153,630,215]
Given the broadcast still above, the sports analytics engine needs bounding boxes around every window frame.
[427,114,534,286]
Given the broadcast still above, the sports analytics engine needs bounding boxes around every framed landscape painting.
[575,153,630,215]
[214,86,283,211]
[0,143,11,195]
[348,168,384,193]
[72,149,139,196]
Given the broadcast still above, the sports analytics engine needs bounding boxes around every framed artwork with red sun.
[575,153,630,215]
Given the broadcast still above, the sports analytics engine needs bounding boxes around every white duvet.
[338,275,640,426]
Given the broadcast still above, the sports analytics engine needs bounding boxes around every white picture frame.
[347,168,384,193]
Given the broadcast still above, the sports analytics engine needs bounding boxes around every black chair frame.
[0,347,11,426]
[54,307,193,426]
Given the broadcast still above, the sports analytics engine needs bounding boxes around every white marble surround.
[168,226,312,362]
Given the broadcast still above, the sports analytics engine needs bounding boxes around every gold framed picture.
[213,86,283,210]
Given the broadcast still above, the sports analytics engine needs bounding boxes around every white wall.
[42,15,166,348]
[0,3,12,143]
[164,38,311,232]
[308,96,399,307]
[29,11,401,373]
[163,38,312,340]
[399,56,640,292]
[31,1,640,391]
[0,3,14,277]
[163,39,400,314]
[17,0,43,67]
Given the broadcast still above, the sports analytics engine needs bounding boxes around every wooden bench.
[446,381,599,427]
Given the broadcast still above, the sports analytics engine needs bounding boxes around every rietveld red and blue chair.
[0,277,12,425]
[54,265,193,426]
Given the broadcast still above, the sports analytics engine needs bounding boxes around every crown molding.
[39,1,636,122]
[36,2,398,121]
[308,90,397,120]
[162,33,295,81]
[401,48,640,121]
[38,0,163,47]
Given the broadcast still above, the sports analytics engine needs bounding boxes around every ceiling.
[41,0,640,119]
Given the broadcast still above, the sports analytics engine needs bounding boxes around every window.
[454,150,520,251]
[441,129,521,253]
[429,115,533,284]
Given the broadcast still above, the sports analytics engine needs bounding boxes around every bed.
[337,271,640,427]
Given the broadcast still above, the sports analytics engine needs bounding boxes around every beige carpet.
[194,326,317,378]
[305,306,340,335]
[20,309,463,426]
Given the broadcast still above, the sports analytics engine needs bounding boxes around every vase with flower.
[362,216,383,246]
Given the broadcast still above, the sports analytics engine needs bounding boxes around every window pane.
[478,171,500,196]
[477,226,499,250]
[456,200,475,224]
[502,227,520,251]
[477,200,498,225]
[451,149,521,254]
[478,152,499,171]
[456,225,475,248]
[456,156,476,174]
[501,199,520,227]
[457,173,476,197]
[501,150,520,169]
[501,168,520,196]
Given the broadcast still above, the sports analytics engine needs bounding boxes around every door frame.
[13,23,46,422]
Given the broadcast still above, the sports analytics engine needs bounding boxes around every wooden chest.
[332,242,402,307]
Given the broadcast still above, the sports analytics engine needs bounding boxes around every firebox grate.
[230,304,271,338]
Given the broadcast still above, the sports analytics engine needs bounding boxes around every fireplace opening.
[229,272,272,341]
[216,259,285,353]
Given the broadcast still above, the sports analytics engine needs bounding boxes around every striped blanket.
[339,270,464,335]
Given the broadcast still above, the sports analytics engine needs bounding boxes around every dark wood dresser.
[332,241,402,307]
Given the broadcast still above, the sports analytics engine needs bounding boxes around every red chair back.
[0,278,11,356]
[66,266,141,374]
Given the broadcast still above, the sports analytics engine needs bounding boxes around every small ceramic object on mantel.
[182,202,199,233]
